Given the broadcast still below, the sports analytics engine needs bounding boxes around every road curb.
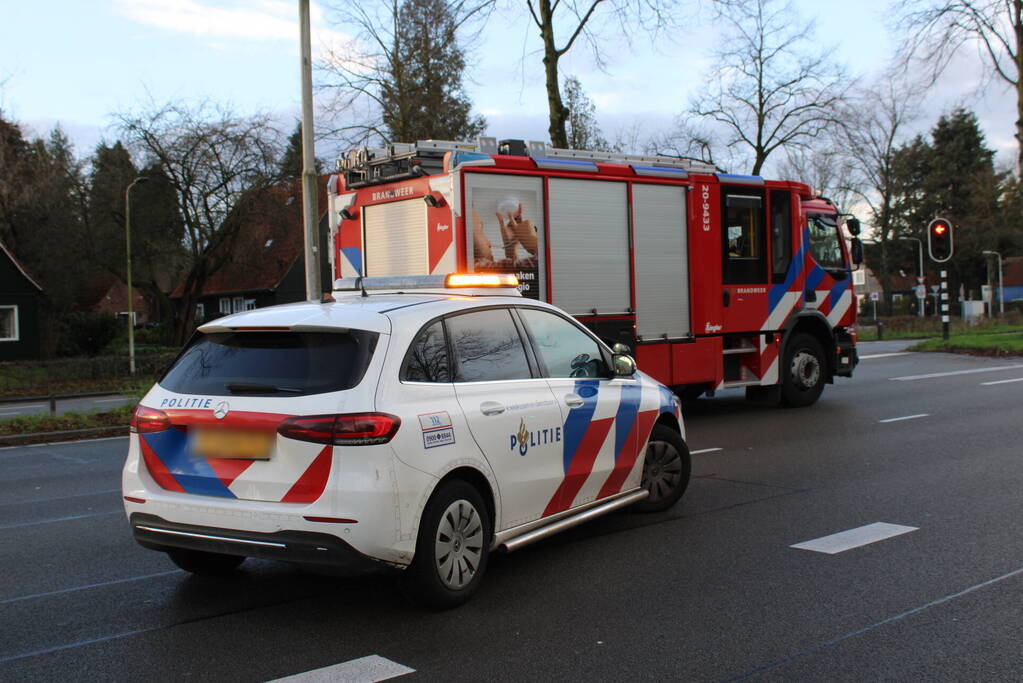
[0,426,129,447]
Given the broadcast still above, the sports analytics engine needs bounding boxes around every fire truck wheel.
[400,479,491,610]
[782,333,826,408]
[166,548,245,576]
[634,425,691,513]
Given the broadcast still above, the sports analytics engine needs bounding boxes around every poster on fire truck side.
[466,174,543,300]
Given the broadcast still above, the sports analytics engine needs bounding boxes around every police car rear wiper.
[225,382,303,394]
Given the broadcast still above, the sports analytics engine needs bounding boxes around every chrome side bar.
[135,525,287,549]
[495,488,648,553]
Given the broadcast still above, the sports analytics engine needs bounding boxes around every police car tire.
[166,548,245,576]
[781,333,826,408]
[633,424,691,513]
[400,479,491,610]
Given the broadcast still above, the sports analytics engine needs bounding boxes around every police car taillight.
[445,273,519,288]
[130,406,171,433]
[278,413,401,446]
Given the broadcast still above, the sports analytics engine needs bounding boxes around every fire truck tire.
[633,425,691,513]
[781,333,826,408]
[400,479,491,610]
[166,548,245,576]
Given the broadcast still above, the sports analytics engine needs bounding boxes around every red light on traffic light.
[933,224,947,235]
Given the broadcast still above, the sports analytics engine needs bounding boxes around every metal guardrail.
[0,391,128,415]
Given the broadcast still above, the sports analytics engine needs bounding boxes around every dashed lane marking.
[691,447,723,455]
[859,352,911,359]
[0,570,181,605]
[981,377,1023,386]
[890,364,1023,381]
[0,511,120,531]
[879,413,929,423]
[723,565,1023,681]
[267,655,415,683]
[790,522,918,554]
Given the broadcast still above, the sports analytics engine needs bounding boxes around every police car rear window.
[160,331,378,397]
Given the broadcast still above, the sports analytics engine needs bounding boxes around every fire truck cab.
[327,138,861,407]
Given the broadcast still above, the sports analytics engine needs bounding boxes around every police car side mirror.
[613,354,636,377]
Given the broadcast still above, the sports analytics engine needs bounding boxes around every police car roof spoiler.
[333,274,522,296]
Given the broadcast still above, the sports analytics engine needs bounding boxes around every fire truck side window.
[807,214,847,276]
[722,192,766,284]
[770,190,792,283]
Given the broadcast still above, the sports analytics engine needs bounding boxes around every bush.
[57,311,120,357]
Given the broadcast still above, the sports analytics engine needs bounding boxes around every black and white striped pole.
[941,270,949,340]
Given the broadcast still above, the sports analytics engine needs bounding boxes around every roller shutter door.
[548,179,630,315]
[633,184,690,339]
[363,199,427,276]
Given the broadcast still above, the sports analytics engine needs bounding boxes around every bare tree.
[118,101,282,344]
[524,0,677,149]
[839,74,926,312]
[686,0,848,175]
[896,0,1022,175]
[319,0,491,146]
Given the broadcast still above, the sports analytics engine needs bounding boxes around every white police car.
[122,274,690,608]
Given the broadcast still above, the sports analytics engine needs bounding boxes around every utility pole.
[982,250,1004,316]
[299,0,321,300]
[125,176,148,375]
[899,237,925,318]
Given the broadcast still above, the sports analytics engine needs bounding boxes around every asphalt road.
[2,341,1023,682]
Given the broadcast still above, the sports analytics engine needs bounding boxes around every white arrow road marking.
[268,655,415,683]
[791,523,918,555]
[879,414,929,423]
[690,447,723,455]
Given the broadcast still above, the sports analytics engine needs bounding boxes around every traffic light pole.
[941,270,949,341]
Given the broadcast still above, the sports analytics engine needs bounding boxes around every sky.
[1,0,1016,176]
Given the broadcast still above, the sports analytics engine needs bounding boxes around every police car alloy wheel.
[400,479,491,609]
[634,424,691,513]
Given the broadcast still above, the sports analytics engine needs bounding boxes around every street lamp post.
[899,237,925,318]
[125,176,149,375]
[982,250,1004,316]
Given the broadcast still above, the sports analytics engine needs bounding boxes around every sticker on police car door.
[419,411,455,449]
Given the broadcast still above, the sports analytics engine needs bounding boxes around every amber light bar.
[445,273,519,288]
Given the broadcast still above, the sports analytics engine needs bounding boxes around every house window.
[892,293,903,302]
[853,270,865,286]
[219,298,231,314]
[232,296,245,313]
[195,303,205,322]
[0,306,18,342]
[117,312,137,325]
[244,299,257,311]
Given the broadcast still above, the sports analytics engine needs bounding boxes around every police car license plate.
[191,429,273,460]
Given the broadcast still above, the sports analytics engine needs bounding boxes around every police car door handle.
[480,401,505,416]
[564,394,585,408]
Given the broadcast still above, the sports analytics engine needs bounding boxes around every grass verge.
[908,331,1023,356]
[0,404,135,439]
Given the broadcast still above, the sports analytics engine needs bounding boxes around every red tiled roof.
[171,177,329,298]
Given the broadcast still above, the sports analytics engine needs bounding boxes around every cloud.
[114,0,349,49]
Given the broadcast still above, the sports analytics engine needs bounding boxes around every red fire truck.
[326,138,862,407]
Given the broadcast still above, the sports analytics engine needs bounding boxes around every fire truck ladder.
[336,137,718,188]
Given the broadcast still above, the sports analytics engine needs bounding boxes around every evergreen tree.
[563,76,610,152]
[278,122,321,179]
[381,0,486,142]
[882,109,1003,300]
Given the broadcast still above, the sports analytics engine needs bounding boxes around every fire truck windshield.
[807,214,846,275]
